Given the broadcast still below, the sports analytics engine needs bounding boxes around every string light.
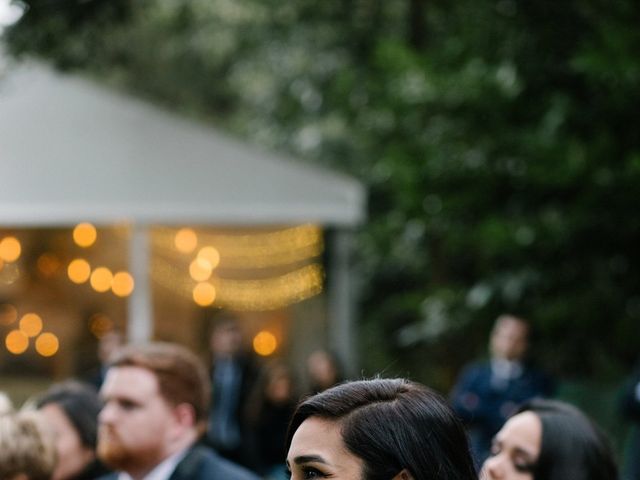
[153,257,324,311]
[68,258,91,284]
[19,313,43,337]
[90,267,113,292]
[189,257,213,282]
[0,236,21,262]
[174,228,198,253]
[89,313,114,338]
[112,271,135,297]
[154,224,323,268]
[35,333,59,357]
[73,223,97,248]
[5,330,29,354]
[253,331,278,356]
[37,253,61,277]
[0,304,18,326]
[192,282,216,307]
[197,246,220,269]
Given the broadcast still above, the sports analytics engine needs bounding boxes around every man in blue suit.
[97,342,259,480]
[451,314,554,468]
[620,364,640,480]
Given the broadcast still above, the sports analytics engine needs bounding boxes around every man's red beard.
[97,427,133,471]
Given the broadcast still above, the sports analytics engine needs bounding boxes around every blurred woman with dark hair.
[245,361,298,480]
[35,381,109,480]
[286,377,477,480]
[481,399,618,480]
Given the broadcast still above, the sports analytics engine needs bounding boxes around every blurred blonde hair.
[0,391,13,415]
[0,410,56,480]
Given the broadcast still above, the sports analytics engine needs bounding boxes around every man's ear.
[391,469,414,480]
[173,402,197,428]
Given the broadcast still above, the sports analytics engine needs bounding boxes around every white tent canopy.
[0,60,363,370]
[0,60,365,227]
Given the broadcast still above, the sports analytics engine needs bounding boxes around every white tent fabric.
[0,59,364,364]
[0,60,365,227]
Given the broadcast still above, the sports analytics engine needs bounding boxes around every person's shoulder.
[95,474,118,480]
[176,445,260,480]
[460,360,491,377]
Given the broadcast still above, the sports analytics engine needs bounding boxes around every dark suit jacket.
[98,445,260,480]
[620,366,640,480]
[450,360,554,465]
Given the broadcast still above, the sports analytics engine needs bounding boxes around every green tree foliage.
[4,0,640,388]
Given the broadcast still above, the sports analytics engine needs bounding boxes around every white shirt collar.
[117,447,189,480]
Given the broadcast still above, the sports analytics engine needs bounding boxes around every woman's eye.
[513,460,536,474]
[302,466,327,479]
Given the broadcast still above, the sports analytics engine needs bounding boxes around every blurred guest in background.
[245,361,298,480]
[0,410,57,480]
[451,314,555,466]
[619,362,640,480]
[305,349,343,394]
[98,342,258,480]
[286,377,477,480]
[205,316,258,466]
[85,330,124,391]
[34,381,109,480]
[481,399,618,480]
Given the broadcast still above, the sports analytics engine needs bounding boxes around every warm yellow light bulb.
[0,236,22,262]
[112,271,135,297]
[90,267,113,292]
[192,282,216,307]
[253,331,278,356]
[189,258,213,282]
[174,228,198,253]
[73,223,97,248]
[197,246,220,269]
[67,259,91,284]
[37,253,61,277]
[19,313,43,338]
[6,330,29,354]
[89,314,114,338]
[35,333,59,357]
[0,304,18,326]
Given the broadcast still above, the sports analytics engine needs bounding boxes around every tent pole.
[127,224,153,343]
[328,229,358,377]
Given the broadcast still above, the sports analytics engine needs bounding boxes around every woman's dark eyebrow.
[512,446,536,460]
[293,455,329,465]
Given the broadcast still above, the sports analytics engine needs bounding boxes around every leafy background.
[4,0,639,458]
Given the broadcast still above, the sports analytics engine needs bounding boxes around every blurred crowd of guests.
[0,311,638,480]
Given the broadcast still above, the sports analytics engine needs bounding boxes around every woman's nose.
[481,455,503,479]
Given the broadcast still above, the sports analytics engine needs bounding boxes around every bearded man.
[97,342,259,480]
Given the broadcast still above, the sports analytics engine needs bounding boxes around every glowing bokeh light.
[0,236,21,262]
[90,267,113,292]
[192,282,216,306]
[67,258,91,284]
[189,257,213,282]
[6,330,29,354]
[253,331,278,356]
[19,313,43,337]
[35,333,59,357]
[89,313,114,338]
[0,304,18,326]
[197,246,220,269]
[73,223,97,248]
[37,253,61,277]
[111,271,135,297]
[174,228,198,253]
